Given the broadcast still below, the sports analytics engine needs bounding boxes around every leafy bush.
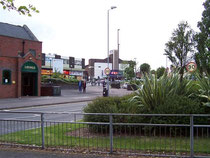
[132,73,193,110]
[152,95,207,123]
[41,75,48,82]
[83,94,139,132]
[52,71,62,78]
[62,78,79,84]
[195,74,210,107]
[83,94,136,118]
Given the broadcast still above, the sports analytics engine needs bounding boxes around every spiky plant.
[131,72,192,110]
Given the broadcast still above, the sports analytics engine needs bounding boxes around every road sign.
[104,67,110,75]
[186,62,197,72]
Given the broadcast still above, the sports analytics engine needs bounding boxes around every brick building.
[0,22,42,98]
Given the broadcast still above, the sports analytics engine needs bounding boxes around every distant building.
[0,22,42,98]
[41,53,85,80]
[87,53,130,80]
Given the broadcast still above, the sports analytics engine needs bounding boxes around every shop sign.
[70,71,83,76]
[41,69,52,75]
[109,70,123,77]
[21,62,38,73]
[63,70,69,75]
[53,59,63,73]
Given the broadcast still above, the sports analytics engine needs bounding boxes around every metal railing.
[0,111,209,158]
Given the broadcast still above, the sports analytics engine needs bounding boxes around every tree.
[0,0,39,16]
[156,67,166,79]
[124,67,135,80]
[194,0,210,75]
[164,21,194,82]
[151,69,156,75]
[140,63,150,75]
[123,60,136,80]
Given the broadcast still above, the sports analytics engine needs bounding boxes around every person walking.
[78,80,82,93]
[83,80,86,93]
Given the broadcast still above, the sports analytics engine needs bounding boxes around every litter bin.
[53,86,61,96]
[103,87,108,97]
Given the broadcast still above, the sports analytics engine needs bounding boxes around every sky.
[0,0,205,70]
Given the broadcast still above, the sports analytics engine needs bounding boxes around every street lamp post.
[117,29,120,55]
[107,6,117,96]
[49,58,52,83]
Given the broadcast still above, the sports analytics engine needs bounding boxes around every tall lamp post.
[107,6,117,96]
[117,29,120,56]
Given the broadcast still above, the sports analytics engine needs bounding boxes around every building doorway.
[21,61,38,96]
[21,72,37,96]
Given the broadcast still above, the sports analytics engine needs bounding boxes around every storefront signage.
[21,62,38,73]
[63,70,69,75]
[109,70,123,77]
[70,71,83,76]
[24,66,36,70]
[53,59,63,73]
[41,69,52,75]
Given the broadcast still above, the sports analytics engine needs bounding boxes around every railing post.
[190,115,194,158]
[74,113,76,122]
[109,114,113,154]
[41,113,45,149]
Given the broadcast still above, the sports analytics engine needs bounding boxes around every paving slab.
[0,85,133,110]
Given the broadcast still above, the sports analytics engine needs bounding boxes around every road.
[0,102,89,134]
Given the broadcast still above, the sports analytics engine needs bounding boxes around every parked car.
[122,82,128,89]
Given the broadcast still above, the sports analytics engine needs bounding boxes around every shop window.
[2,70,11,85]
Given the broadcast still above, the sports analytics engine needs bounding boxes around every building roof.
[0,22,39,41]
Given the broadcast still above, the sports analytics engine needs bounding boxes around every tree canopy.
[194,0,210,75]
[0,0,39,16]
[164,21,194,82]
[140,63,150,75]
[156,67,166,79]
[123,60,136,80]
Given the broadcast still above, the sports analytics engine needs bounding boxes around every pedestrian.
[78,80,82,93]
[83,80,86,93]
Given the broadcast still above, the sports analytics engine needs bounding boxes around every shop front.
[21,61,38,96]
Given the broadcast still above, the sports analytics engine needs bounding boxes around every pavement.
[0,146,148,158]
[0,84,133,110]
[0,147,121,158]
[0,86,136,158]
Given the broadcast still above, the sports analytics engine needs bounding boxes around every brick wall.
[0,56,18,98]
[0,35,42,98]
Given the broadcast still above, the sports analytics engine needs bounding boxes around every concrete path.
[0,85,133,110]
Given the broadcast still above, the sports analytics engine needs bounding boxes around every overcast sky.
[0,0,205,70]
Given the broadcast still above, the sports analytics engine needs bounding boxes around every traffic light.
[69,57,75,68]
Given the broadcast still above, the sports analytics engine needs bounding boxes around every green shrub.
[152,95,207,124]
[146,95,209,136]
[195,74,210,107]
[132,73,193,110]
[41,75,48,82]
[62,78,79,84]
[83,94,138,132]
[83,94,136,120]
